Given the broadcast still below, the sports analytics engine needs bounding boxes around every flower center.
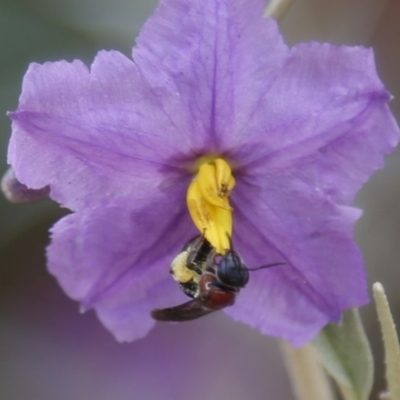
[186,158,235,254]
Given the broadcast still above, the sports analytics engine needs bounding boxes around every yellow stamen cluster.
[186,158,235,254]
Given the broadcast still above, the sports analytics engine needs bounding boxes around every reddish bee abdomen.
[207,288,235,309]
[199,273,236,310]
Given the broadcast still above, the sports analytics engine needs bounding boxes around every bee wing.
[151,299,215,322]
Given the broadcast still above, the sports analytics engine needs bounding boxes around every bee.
[169,234,215,298]
[152,236,285,321]
[151,270,236,321]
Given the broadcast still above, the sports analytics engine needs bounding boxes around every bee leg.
[186,235,207,274]
[205,247,217,271]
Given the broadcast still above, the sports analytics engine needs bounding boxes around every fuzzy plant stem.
[280,341,336,400]
[264,0,296,20]
[373,282,400,400]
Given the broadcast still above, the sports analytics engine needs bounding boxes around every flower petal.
[96,278,187,342]
[225,176,368,346]
[47,198,195,340]
[134,0,288,150]
[228,42,400,203]
[8,51,194,210]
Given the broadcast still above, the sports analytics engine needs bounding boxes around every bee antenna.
[247,261,286,272]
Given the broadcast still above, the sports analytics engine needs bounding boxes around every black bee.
[152,270,237,321]
[152,235,285,322]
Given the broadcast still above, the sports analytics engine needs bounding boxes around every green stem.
[280,341,337,400]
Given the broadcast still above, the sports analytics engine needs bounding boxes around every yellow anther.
[196,158,235,212]
[214,158,236,197]
[197,163,232,211]
[209,204,232,252]
[186,157,235,253]
[186,178,232,254]
[187,179,220,250]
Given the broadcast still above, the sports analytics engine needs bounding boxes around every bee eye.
[216,252,249,288]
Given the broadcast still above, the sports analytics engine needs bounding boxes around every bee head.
[215,250,249,288]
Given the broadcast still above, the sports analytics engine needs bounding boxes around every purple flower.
[5,0,399,346]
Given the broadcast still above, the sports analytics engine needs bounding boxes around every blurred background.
[1,0,399,399]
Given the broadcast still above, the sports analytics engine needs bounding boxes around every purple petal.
[228,43,400,203]
[47,200,195,341]
[135,0,287,150]
[8,51,194,211]
[226,176,367,346]
[7,0,400,346]
[96,278,187,342]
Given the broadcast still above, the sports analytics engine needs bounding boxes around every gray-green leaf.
[312,308,373,400]
[373,282,400,400]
